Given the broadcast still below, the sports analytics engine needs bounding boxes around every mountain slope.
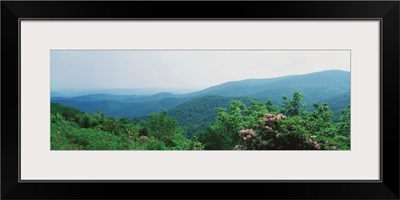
[51,70,350,120]
[320,92,351,119]
[53,97,190,118]
[185,70,350,99]
[167,95,251,137]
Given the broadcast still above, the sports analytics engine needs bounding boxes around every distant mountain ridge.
[51,88,200,97]
[52,70,350,120]
[184,70,349,100]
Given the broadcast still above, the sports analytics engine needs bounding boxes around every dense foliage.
[195,91,350,150]
[167,95,250,138]
[51,91,350,150]
[51,103,203,150]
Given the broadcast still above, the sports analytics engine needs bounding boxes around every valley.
[51,70,350,137]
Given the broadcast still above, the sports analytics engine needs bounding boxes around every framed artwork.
[1,1,399,199]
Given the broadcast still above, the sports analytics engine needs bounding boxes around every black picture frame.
[1,1,399,199]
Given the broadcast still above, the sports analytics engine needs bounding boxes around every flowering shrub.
[238,113,321,150]
[237,112,346,150]
[195,91,350,150]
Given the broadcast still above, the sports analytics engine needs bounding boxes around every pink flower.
[276,113,286,120]
[313,142,321,150]
[249,129,255,135]
[239,130,247,136]
[265,114,273,118]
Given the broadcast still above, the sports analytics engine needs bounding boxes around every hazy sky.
[51,50,350,91]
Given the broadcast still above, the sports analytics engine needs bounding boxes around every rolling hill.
[51,70,351,125]
[167,95,251,137]
[185,70,349,98]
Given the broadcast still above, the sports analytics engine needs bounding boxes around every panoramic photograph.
[50,50,350,150]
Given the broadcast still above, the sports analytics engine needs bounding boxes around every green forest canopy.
[51,91,350,150]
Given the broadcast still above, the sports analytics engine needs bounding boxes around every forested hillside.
[53,97,190,118]
[51,103,203,150]
[167,92,349,137]
[51,70,350,120]
[167,95,251,137]
[51,91,350,150]
[185,70,349,100]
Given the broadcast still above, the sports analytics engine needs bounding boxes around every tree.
[147,110,177,141]
[266,99,279,113]
[281,91,307,117]
[306,102,335,137]
[196,123,234,150]
[338,105,350,136]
